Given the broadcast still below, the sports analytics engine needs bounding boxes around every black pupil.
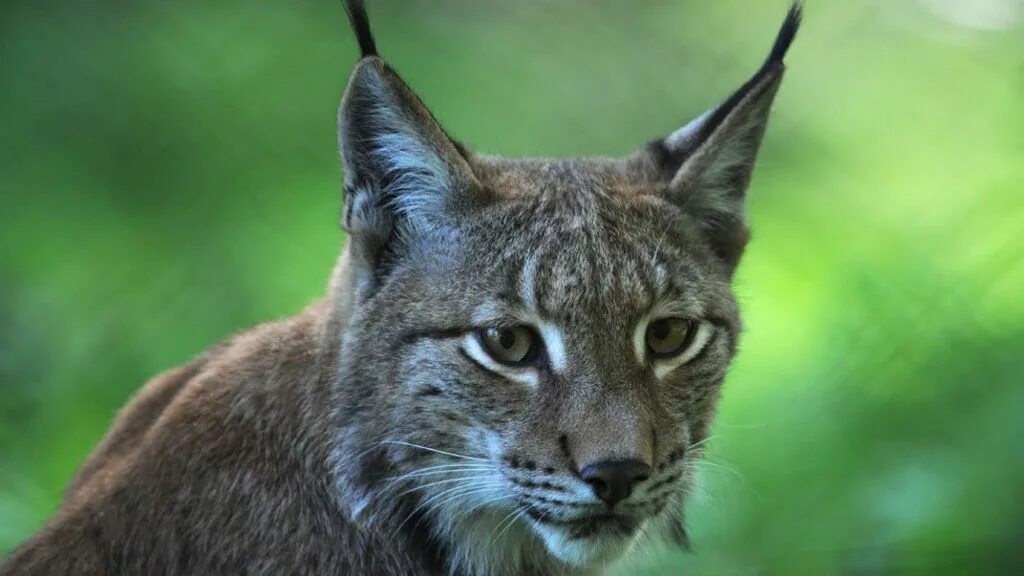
[651,321,671,340]
[498,329,517,350]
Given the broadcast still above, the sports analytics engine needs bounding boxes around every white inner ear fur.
[352,70,459,235]
[665,108,714,150]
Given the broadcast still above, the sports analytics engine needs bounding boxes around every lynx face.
[331,1,799,573]
[340,159,740,566]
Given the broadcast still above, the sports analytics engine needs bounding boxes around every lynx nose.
[580,459,651,507]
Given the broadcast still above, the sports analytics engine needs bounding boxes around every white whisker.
[392,482,506,537]
[490,508,526,550]
[484,507,522,551]
[394,476,494,499]
[384,464,496,485]
[691,458,741,479]
[450,493,515,523]
[380,440,488,462]
[686,435,720,451]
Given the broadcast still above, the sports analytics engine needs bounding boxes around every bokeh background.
[2,0,1022,573]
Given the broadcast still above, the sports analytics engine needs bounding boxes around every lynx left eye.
[645,318,697,359]
[478,326,540,366]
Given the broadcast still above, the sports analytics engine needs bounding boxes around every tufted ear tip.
[766,2,802,70]
[630,4,802,271]
[343,0,378,59]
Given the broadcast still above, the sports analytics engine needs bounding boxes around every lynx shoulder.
[1,2,800,574]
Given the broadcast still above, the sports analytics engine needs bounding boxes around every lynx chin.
[1,1,801,574]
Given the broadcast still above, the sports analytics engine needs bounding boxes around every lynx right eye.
[646,318,697,359]
[477,326,540,366]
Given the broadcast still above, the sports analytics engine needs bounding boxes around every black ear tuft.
[686,2,802,157]
[765,2,802,68]
[632,3,802,271]
[343,0,378,58]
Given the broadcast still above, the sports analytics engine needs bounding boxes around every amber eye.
[478,326,541,366]
[645,318,696,359]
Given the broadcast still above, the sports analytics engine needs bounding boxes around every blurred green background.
[2,0,1022,573]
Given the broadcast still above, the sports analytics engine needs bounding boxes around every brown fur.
[2,302,449,575]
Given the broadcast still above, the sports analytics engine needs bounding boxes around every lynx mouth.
[526,509,644,567]
[525,507,641,540]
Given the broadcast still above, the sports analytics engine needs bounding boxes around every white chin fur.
[532,521,641,568]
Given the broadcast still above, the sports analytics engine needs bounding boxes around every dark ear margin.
[338,1,483,295]
[642,3,801,270]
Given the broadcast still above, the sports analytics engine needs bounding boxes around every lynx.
[1,1,801,574]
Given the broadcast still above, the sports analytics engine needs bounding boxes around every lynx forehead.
[1,2,800,575]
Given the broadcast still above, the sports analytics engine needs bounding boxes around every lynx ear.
[642,3,801,269]
[338,1,482,288]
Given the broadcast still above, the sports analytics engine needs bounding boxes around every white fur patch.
[666,108,714,150]
[632,317,648,366]
[531,520,641,568]
[519,252,541,310]
[537,322,567,373]
[355,70,455,235]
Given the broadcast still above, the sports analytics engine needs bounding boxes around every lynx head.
[329,1,800,573]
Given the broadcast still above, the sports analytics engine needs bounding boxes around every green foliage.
[1,0,1022,572]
